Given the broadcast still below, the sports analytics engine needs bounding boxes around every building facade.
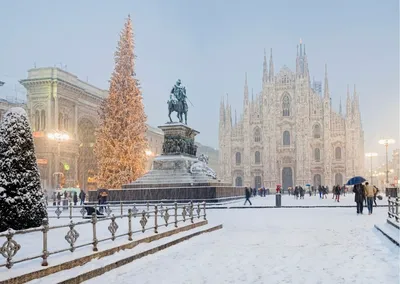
[219,43,364,190]
[18,67,163,191]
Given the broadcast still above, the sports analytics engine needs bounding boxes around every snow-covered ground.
[216,193,388,207]
[85,207,399,284]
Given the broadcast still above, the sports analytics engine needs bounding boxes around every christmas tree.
[0,107,47,232]
[94,15,148,189]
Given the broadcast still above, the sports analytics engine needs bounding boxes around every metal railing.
[388,197,399,223]
[0,201,206,269]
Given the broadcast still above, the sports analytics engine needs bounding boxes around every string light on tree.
[94,15,148,189]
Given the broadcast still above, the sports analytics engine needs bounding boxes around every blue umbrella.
[305,184,311,186]
[346,176,366,185]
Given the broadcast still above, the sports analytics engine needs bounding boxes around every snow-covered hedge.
[0,107,47,232]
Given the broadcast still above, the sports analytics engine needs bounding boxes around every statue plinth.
[159,123,199,157]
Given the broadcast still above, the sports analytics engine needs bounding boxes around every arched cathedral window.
[283,131,290,146]
[35,110,40,131]
[314,148,321,162]
[40,110,46,130]
[255,151,261,164]
[313,124,321,139]
[254,128,261,142]
[64,115,69,131]
[58,113,64,130]
[282,94,290,116]
[335,147,342,160]
[235,152,241,165]
[235,176,243,186]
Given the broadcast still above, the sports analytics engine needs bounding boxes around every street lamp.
[378,138,395,184]
[365,152,378,184]
[48,131,70,189]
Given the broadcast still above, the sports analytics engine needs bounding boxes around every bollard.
[174,202,178,228]
[91,213,98,251]
[154,205,158,233]
[275,193,282,208]
[120,202,123,218]
[69,202,73,219]
[203,201,207,220]
[128,209,133,241]
[41,218,49,266]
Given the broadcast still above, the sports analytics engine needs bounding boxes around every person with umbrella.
[347,176,367,214]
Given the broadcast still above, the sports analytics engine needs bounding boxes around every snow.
[0,213,195,282]
[213,193,389,207]
[83,207,399,284]
[5,107,27,117]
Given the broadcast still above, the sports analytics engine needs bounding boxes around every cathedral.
[218,42,364,190]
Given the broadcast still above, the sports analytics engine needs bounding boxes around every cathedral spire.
[235,109,237,126]
[324,64,330,99]
[219,95,225,125]
[269,48,274,81]
[262,48,268,83]
[339,97,342,115]
[346,84,352,117]
[244,72,249,103]
[251,88,254,102]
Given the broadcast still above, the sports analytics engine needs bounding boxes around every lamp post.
[365,152,377,184]
[48,131,70,189]
[378,138,395,184]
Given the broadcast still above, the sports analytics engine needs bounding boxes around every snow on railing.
[388,197,399,223]
[0,201,207,269]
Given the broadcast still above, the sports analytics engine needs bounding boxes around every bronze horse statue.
[168,100,188,124]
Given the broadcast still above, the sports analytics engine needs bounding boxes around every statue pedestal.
[89,123,244,202]
[158,122,199,157]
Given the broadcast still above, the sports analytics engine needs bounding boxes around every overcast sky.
[0,0,398,166]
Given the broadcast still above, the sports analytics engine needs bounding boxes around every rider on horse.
[168,79,188,124]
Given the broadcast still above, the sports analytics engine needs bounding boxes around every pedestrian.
[364,182,377,215]
[334,185,341,202]
[244,187,252,205]
[373,186,379,206]
[353,183,365,214]
[56,192,61,205]
[73,192,78,206]
[79,190,86,205]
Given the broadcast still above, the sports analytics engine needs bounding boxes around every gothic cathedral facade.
[218,43,364,190]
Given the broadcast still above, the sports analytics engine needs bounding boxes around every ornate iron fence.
[388,197,399,222]
[0,201,206,269]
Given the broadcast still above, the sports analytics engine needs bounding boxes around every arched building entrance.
[335,173,343,186]
[314,174,322,187]
[78,118,97,191]
[282,167,293,191]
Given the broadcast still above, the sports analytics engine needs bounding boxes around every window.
[255,151,261,164]
[314,148,320,162]
[40,110,46,130]
[235,152,241,165]
[313,124,321,138]
[58,113,64,130]
[35,110,40,131]
[283,131,290,146]
[254,176,262,188]
[235,176,243,186]
[64,115,69,131]
[335,147,341,160]
[254,128,261,142]
[282,94,290,116]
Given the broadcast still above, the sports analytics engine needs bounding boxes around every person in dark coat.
[334,185,341,202]
[73,192,78,206]
[353,183,365,214]
[373,186,379,206]
[56,192,61,205]
[79,190,86,205]
[244,187,252,205]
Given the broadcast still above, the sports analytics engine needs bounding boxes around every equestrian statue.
[168,79,190,124]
